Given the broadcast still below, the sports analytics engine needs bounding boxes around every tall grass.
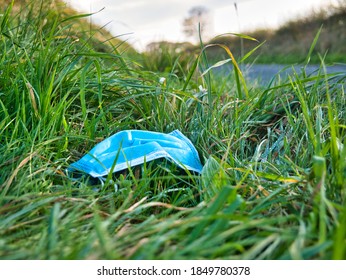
[0,0,345,259]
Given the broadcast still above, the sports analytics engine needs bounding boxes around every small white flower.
[159,77,166,84]
[199,85,207,93]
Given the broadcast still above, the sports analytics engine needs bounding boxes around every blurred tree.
[182,6,212,42]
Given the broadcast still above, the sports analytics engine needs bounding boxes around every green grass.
[0,0,345,260]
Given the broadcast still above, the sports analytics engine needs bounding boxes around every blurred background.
[61,0,346,72]
[63,1,343,49]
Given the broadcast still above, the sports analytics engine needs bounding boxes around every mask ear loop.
[98,176,105,187]
[97,176,119,193]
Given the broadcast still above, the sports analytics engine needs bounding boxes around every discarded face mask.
[67,129,203,179]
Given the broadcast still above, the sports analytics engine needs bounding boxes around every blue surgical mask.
[67,130,203,179]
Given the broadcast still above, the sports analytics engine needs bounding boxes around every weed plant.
[0,1,345,259]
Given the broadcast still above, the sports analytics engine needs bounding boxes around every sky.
[64,0,338,50]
